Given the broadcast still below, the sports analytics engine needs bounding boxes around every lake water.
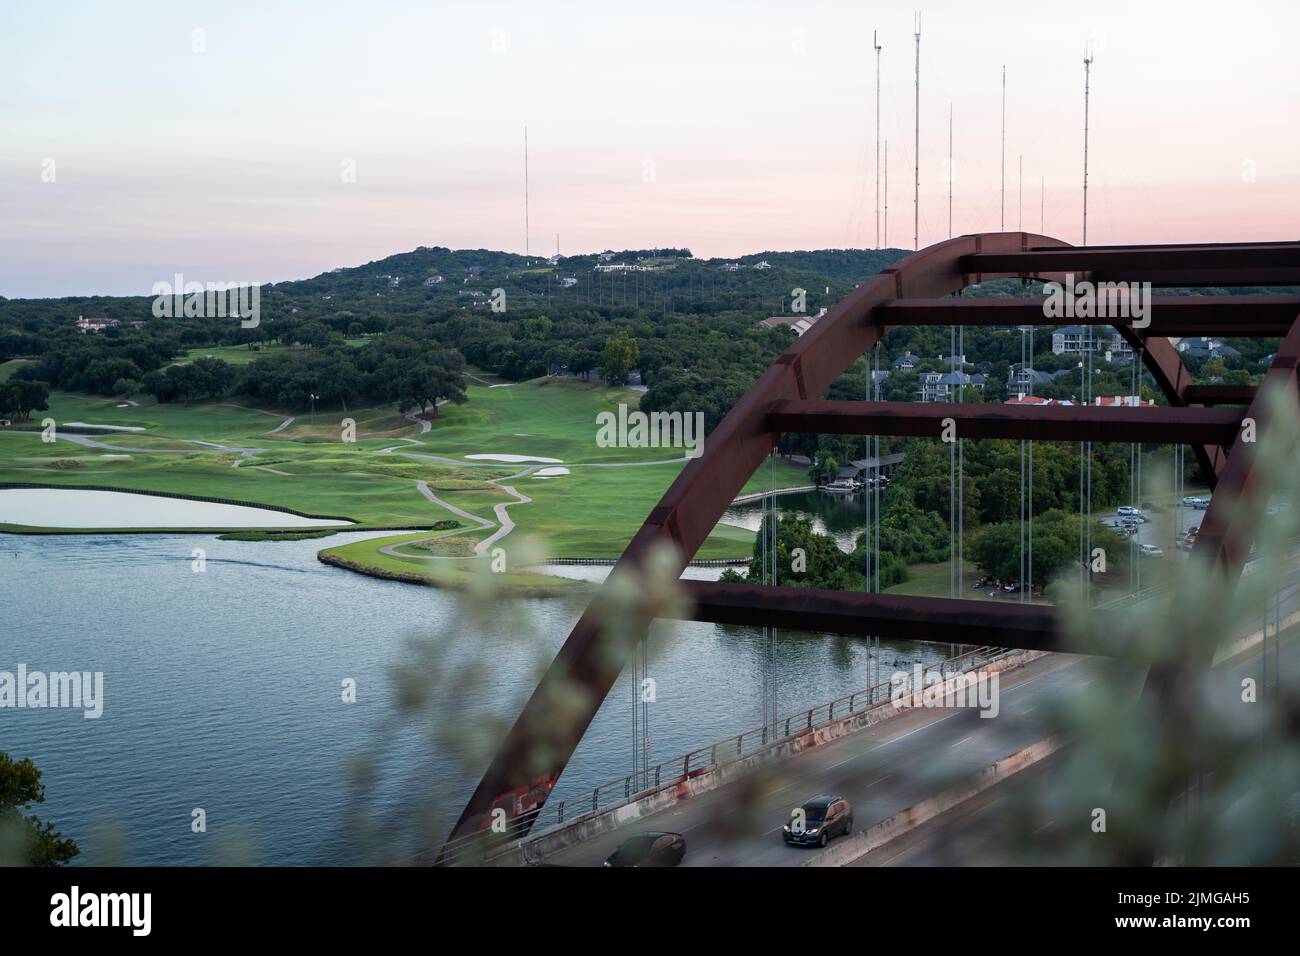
[0,513,946,865]
[723,489,871,552]
[0,488,353,529]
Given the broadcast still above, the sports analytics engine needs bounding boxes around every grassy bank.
[0,377,811,589]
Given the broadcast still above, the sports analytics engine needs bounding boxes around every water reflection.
[722,490,868,552]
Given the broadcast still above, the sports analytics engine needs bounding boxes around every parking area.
[1097,496,1211,559]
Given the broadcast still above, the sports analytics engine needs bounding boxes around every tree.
[599,330,638,386]
[570,349,599,381]
[0,752,78,866]
[395,349,467,417]
[5,380,50,420]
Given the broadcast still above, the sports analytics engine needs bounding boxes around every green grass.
[173,338,370,367]
[176,343,288,366]
[217,529,339,542]
[410,377,701,464]
[1,378,813,589]
[319,532,586,596]
[883,560,982,598]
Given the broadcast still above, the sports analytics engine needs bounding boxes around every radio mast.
[1082,44,1094,244]
[1000,65,1006,231]
[524,126,531,256]
[875,31,883,248]
[912,12,921,251]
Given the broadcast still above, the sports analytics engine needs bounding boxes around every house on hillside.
[892,352,920,371]
[1052,325,1133,360]
[74,315,119,333]
[919,371,986,402]
[1178,337,1241,360]
[1006,366,1072,396]
[759,308,827,337]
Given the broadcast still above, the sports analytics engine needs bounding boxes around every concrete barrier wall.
[1213,607,1300,666]
[802,736,1063,867]
[492,648,1048,866]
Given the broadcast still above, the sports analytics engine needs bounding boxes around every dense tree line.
[235,334,466,414]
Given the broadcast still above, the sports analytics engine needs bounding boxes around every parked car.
[1117,505,1140,516]
[783,795,854,847]
[604,831,686,867]
[1139,544,1165,558]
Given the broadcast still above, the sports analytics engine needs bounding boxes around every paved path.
[473,477,532,556]
[403,409,433,434]
[377,474,534,560]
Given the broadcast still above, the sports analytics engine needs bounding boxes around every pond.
[0,488,353,529]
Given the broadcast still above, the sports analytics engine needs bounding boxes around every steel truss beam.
[442,234,1300,851]
[962,241,1300,286]
[875,295,1300,336]
[676,581,1128,655]
[1182,385,1257,406]
[768,400,1245,445]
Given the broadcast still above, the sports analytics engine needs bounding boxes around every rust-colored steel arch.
[442,234,1300,850]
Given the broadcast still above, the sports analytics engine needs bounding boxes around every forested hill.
[0,245,909,330]
[0,243,1280,438]
[0,244,914,423]
[266,245,908,318]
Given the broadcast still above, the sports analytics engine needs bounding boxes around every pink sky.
[1,0,1296,297]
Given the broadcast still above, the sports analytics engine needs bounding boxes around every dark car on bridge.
[603,832,686,867]
[783,795,854,847]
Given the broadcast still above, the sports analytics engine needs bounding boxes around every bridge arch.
[442,234,1300,853]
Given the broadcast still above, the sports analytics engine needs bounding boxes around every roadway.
[539,652,1096,867]
[851,622,1300,866]
[538,561,1300,867]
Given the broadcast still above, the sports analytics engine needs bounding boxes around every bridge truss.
[441,234,1300,856]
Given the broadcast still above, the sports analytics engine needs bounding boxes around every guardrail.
[729,485,816,506]
[435,642,1010,865]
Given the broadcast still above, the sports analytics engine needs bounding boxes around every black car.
[782,795,854,847]
[603,831,686,867]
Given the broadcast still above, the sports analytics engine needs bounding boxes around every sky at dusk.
[2,0,1297,297]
